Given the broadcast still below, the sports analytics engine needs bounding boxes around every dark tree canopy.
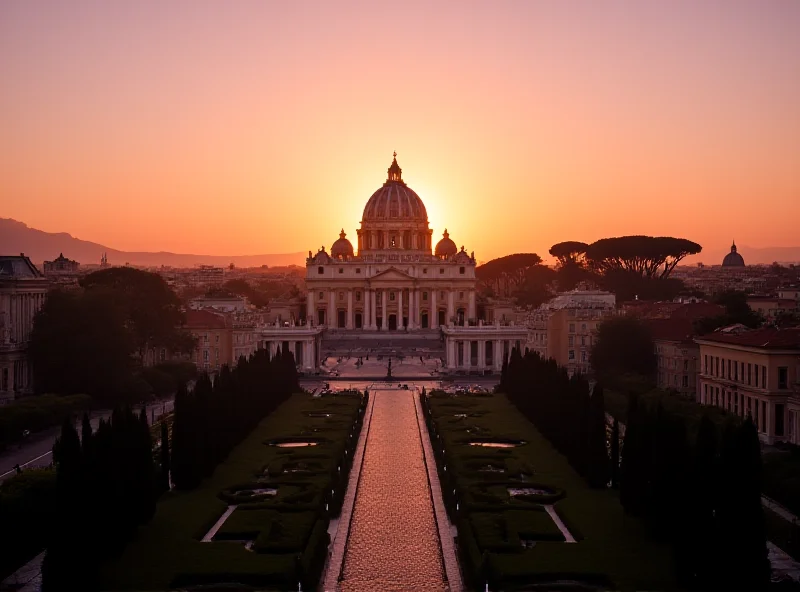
[549,241,589,266]
[584,236,701,279]
[591,316,656,386]
[476,253,542,298]
[693,289,762,335]
[80,267,192,359]
[515,264,558,307]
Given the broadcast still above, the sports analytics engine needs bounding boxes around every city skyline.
[2,1,799,262]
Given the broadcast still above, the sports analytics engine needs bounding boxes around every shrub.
[139,368,177,397]
[0,394,91,450]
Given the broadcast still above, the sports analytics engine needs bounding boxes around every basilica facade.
[305,154,477,331]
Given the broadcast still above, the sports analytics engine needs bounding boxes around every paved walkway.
[763,495,798,524]
[322,391,376,591]
[0,552,42,592]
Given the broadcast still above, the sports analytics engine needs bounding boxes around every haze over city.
[2,0,799,262]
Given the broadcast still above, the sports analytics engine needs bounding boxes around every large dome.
[722,241,745,267]
[361,154,428,222]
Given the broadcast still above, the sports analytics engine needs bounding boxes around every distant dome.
[331,229,354,259]
[722,241,745,267]
[435,229,457,257]
[361,154,428,222]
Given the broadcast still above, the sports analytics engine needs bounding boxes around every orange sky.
[1,1,799,264]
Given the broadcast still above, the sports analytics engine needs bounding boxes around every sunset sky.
[1,1,798,264]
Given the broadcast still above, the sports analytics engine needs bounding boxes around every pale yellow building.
[696,327,800,444]
[526,290,616,375]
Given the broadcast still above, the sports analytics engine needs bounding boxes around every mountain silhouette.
[0,218,305,268]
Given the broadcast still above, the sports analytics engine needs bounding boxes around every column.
[494,339,503,371]
[289,341,296,363]
[371,289,377,329]
[478,340,486,369]
[307,291,315,325]
[329,290,336,328]
[447,290,455,325]
[346,290,354,329]
[364,289,370,330]
[468,290,476,322]
[398,289,404,329]
[464,341,472,370]
[447,338,455,368]
[431,289,438,329]
[415,289,422,329]
[381,290,387,331]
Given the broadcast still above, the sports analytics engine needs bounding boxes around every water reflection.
[340,391,446,592]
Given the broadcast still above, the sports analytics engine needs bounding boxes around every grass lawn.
[97,392,364,591]
[424,391,679,591]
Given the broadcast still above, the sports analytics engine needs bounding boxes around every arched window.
[318,266,324,274]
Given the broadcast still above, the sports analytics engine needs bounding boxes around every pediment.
[370,267,414,283]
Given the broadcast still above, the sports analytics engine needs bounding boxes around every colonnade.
[0,292,46,345]
[261,331,323,372]
[445,338,512,371]
[306,287,477,331]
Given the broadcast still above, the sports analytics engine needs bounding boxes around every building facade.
[42,253,79,275]
[527,290,616,375]
[0,255,49,400]
[305,154,477,332]
[696,327,800,444]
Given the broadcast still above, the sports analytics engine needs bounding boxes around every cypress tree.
[160,419,171,492]
[610,418,620,488]
[81,412,93,457]
[586,383,609,488]
[689,415,718,588]
[620,392,643,515]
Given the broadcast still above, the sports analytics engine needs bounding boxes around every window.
[459,291,464,300]
[683,375,689,388]
[423,268,428,274]
[741,362,745,382]
[704,355,708,374]
[204,333,209,344]
[160,348,166,362]
[755,364,759,387]
[390,292,396,301]
[715,357,719,376]
[568,336,574,347]
[215,348,219,359]
[734,362,738,382]
[581,336,586,346]
[356,291,361,302]
[440,268,444,274]
[569,323,575,333]
[215,334,220,343]
[683,360,688,372]
[318,266,324,274]
[339,292,344,300]
[338,268,343,274]
[581,350,587,362]
[459,266,465,274]
[748,363,752,385]
[727,359,731,378]
[356,268,361,274]
[423,292,428,301]
[779,366,788,389]
[203,350,209,361]
[762,366,767,388]
[581,323,587,331]
[319,291,324,300]
[440,291,445,299]
[568,350,575,360]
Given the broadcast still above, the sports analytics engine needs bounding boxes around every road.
[0,397,174,483]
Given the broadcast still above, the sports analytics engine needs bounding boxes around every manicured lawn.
[424,392,678,591]
[98,392,364,591]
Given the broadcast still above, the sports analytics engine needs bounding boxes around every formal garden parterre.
[97,390,367,591]
[421,390,677,592]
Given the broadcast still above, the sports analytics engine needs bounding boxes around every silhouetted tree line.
[42,408,156,591]
[171,345,299,490]
[620,394,769,590]
[501,348,609,488]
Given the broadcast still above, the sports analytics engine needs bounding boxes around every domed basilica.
[306,154,477,331]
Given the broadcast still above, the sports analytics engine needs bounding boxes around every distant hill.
[0,218,306,268]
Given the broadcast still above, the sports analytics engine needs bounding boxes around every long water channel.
[338,389,448,592]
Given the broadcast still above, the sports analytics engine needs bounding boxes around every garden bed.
[422,391,677,591]
[97,392,367,591]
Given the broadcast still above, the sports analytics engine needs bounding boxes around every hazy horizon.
[2,1,799,262]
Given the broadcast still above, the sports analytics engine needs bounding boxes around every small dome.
[331,229,354,259]
[722,241,745,267]
[435,229,458,257]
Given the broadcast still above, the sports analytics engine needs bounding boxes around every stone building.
[527,290,616,375]
[42,252,79,275]
[305,154,477,332]
[696,327,800,444]
[0,255,49,400]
